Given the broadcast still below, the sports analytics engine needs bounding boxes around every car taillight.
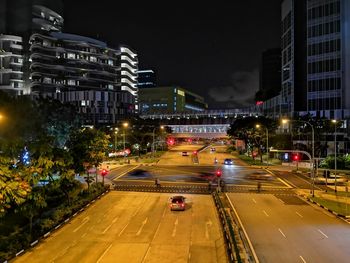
[181,203,184,207]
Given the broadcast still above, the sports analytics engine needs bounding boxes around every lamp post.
[114,128,119,151]
[256,124,269,166]
[282,118,315,196]
[152,125,165,158]
[122,122,129,162]
[332,119,338,193]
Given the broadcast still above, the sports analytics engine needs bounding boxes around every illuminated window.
[67,80,76,85]
[108,60,114,66]
[67,53,75,59]
[90,56,97,62]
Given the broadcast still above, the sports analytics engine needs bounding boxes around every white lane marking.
[300,255,307,263]
[172,218,178,237]
[296,212,303,218]
[225,194,260,263]
[318,229,329,239]
[103,217,119,234]
[136,218,148,236]
[263,210,269,217]
[81,232,87,238]
[118,223,129,237]
[252,198,257,204]
[96,244,113,263]
[278,228,286,238]
[188,253,191,260]
[205,219,213,239]
[73,217,89,233]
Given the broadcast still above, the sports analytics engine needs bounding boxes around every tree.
[227,117,277,162]
[67,128,110,189]
[0,157,31,216]
[17,188,47,236]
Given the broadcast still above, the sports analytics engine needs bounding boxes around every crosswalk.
[112,183,294,195]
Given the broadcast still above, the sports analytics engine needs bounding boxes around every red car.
[170,196,186,211]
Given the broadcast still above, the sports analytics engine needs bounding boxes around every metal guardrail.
[212,192,243,263]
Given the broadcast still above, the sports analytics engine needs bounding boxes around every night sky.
[62,1,281,109]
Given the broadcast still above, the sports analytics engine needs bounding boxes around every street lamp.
[332,119,338,193]
[122,122,129,162]
[114,128,119,151]
[256,124,269,166]
[282,118,315,196]
[152,125,165,158]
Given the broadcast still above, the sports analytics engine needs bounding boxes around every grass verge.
[310,196,350,216]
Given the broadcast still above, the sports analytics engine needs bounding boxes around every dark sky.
[62,1,281,109]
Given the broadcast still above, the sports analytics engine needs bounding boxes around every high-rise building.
[306,0,350,120]
[137,69,156,89]
[0,35,25,94]
[257,48,281,102]
[281,0,307,117]
[0,1,139,124]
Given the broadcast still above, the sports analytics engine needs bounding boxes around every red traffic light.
[193,150,197,155]
[216,170,222,177]
[101,169,108,176]
[292,154,300,161]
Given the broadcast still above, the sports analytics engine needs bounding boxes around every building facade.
[139,86,207,115]
[0,1,138,125]
[305,0,350,120]
[0,35,25,95]
[137,69,156,88]
[257,48,281,102]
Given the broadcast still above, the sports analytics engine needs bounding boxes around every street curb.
[7,189,110,262]
[297,192,350,219]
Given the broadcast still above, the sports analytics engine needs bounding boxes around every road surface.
[15,192,226,263]
[227,193,350,263]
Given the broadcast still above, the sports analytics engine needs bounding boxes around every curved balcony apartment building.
[120,46,138,112]
[0,35,25,95]
[29,32,137,124]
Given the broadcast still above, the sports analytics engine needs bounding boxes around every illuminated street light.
[122,122,129,162]
[256,124,269,166]
[282,118,315,196]
[153,125,165,158]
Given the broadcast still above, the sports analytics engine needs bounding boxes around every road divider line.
[172,218,178,237]
[300,255,307,263]
[118,223,129,236]
[266,169,293,188]
[263,210,269,217]
[73,217,89,233]
[318,229,328,238]
[136,217,148,236]
[225,193,260,263]
[81,232,87,238]
[252,198,257,204]
[103,217,119,234]
[296,212,303,218]
[278,228,286,238]
[96,243,113,263]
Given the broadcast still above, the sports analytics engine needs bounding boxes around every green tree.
[17,188,46,236]
[67,128,110,189]
[227,117,277,162]
[0,157,31,216]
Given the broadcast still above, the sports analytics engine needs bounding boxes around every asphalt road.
[227,193,350,263]
[110,144,288,189]
[15,192,227,263]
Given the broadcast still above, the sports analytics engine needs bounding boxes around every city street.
[15,192,226,263]
[227,193,350,263]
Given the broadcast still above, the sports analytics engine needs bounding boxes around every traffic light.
[216,170,222,177]
[101,169,108,177]
[193,150,197,155]
[292,153,300,161]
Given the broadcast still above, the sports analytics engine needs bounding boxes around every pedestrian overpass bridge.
[167,124,230,138]
[140,108,261,138]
